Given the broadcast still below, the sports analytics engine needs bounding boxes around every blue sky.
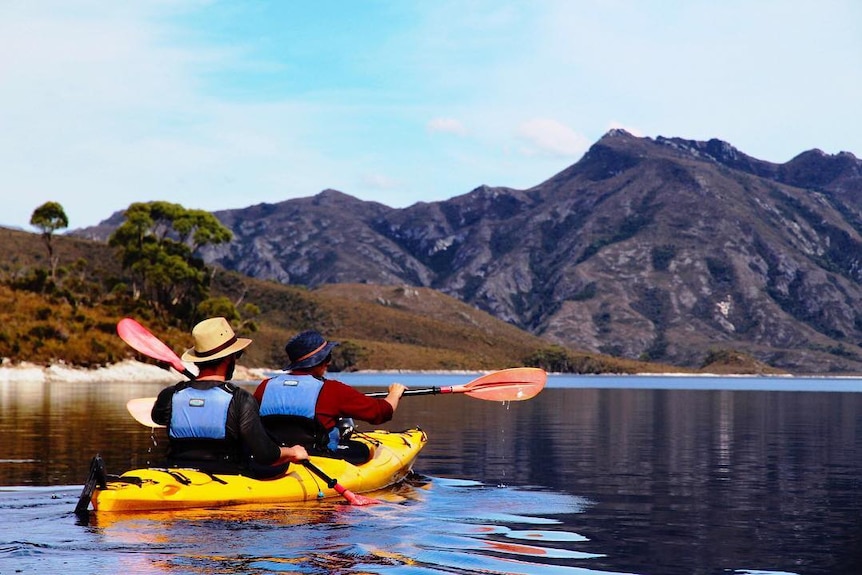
[2,1,860,231]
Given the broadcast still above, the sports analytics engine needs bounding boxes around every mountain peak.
[604,128,635,138]
[780,147,862,191]
[314,188,359,203]
[64,131,862,374]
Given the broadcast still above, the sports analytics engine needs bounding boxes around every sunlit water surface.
[3,373,862,574]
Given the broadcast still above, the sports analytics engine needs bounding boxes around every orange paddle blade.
[456,367,547,401]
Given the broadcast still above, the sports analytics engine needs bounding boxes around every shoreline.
[0,360,490,384]
[3,361,825,384]
[0,360,276,384]
[0,360,192,384]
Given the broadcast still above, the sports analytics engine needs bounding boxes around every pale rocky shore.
[0,360,272,384]
[0,360,488,384]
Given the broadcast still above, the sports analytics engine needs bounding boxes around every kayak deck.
[89,428,426,512]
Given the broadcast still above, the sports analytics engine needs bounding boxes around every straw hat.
[283,330,339,370]
[181,317,252,363]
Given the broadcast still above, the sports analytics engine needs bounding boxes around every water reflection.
[64,478,601,575]
[4,377,862,574]
[0,379,168,485]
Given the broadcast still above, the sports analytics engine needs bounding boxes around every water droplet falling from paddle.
[496,401,511,487]
[146,428,159,467]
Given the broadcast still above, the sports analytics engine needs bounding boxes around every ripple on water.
[2,478,632,574]
[364,477,636,575]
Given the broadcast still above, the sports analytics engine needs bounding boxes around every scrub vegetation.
[1,212,773,374]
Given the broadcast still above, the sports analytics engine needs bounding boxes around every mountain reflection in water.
[2,373,862,574]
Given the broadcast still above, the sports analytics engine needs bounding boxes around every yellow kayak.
[84,428,426,513]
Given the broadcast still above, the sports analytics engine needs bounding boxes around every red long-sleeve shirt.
[253,376,394,432]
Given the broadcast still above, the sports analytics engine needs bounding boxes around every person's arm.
[151,385,176,426]
[235,391,308,464]
[231,389,285,465]
[319,379,403,426]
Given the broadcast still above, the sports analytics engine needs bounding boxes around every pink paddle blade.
[117,318,190,376]
[456,367,547,401]
[337,485,379,506]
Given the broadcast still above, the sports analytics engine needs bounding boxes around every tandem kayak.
[78,428,426,513]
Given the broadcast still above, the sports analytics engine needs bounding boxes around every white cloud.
[427,117,468,137]
[1,1,860,230]
[0,3,338,230]
[516,118,590,159]
[361,173,401,190]
[607,121,645,138]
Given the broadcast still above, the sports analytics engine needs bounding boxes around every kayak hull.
[90,428,426,512]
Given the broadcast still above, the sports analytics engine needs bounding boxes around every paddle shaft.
[302,460,338,489]
[366,386,450,398]
[301,460,375,505]
[173,364,198,381]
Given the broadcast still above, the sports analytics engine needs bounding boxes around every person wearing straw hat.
[151,317,308,477]
[253,329,406,464]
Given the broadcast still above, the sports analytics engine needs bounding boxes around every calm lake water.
[3,373,862,575]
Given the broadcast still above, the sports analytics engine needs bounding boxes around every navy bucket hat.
[283,330,339,370]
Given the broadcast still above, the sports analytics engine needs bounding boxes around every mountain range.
[76,130,862,374]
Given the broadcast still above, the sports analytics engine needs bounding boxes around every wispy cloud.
[1,1,860,230]
[361,173,401,190]
[427,118,468,137]
[517,118,590,159]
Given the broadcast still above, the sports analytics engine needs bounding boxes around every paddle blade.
[336,485,379,506]
[117,318,191,377]
[126,397,163,428]
[460,367,547,401]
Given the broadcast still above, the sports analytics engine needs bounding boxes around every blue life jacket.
[259,374,340,451]
[170,384,232,440]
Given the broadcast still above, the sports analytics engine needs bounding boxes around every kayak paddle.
[117,317,197,380]
[126,396,163,428]
[301,461,378,506]
[365,367,547,401]
[117,317,375,506]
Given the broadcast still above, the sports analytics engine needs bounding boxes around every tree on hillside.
[109,201,233,323]
[524,345,575,373]
[30,201,69,281]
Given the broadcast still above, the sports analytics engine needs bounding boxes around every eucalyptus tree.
[30,201,69,281]
[109,201,233,322]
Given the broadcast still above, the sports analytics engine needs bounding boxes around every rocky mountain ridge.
[75,131,862,373]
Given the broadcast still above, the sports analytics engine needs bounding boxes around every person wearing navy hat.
[253,330,407,464]
[151,317,309,476]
